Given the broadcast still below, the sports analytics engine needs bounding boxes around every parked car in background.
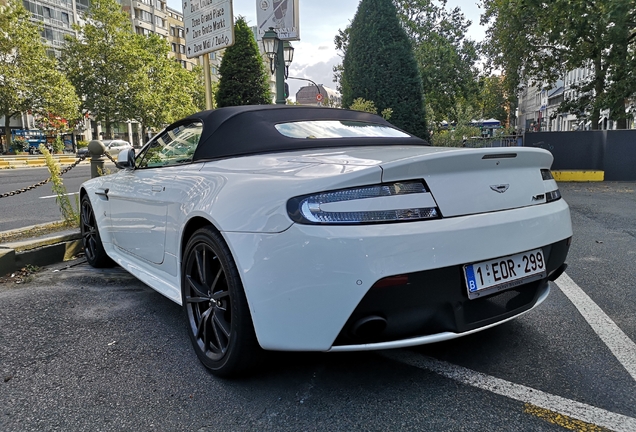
[102,139,133,156]
[79,105,572,377]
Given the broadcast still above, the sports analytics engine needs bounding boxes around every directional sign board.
[183,0,234,58]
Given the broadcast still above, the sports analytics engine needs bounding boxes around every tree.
[429,99,480,147]
[192,65,212,112]
[60,0,140,139]
[394,0,481,124]
[341,0,428,138]
[349,98,393,120]
[478,75,508,124]
[481,0,636,129]
[0,0,78,152]
[216,17,271,107]
[126,34,202,142]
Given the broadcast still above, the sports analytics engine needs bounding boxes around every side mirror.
[116,148,136,170]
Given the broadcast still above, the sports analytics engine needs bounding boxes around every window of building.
[177,28,184,38]
[179,44,185,53]
[136,26,150,36]
[171,43,177,52]
[170,26,175,36]
[42,26,53,41]
[76,0,89,12]
[23,0,42,19]
[155,16,165,28]
[61,12,70,26]
[135,9,153,23]
[43,6,51,18]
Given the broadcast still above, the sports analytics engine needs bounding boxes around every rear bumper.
[224,199,572,351]
[329,284,551,352]
[332,237,569,349]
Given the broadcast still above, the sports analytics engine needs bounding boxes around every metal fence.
[462,136,523,148]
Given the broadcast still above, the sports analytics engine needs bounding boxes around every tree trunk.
[591,55,604,131]
[93,119,99,141]
[607,2,630,130]
[613,99,628,129]
[3,113,11,153]
[105,116,112,140]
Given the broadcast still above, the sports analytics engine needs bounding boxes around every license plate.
[463,249,547,299]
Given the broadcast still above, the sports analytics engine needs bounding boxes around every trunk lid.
[379,147,555,217]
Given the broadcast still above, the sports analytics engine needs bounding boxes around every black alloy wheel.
[80,195,113,268]
[182,227,260,377]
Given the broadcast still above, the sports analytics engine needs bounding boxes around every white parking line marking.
[39,192,79,199]
[382,351,636,432]
[555,273,636,382]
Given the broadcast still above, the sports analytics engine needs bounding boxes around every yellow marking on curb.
[553,171,604,182]
[524,404,610,431]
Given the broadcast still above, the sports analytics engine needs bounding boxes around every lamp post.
[262,28,294,105]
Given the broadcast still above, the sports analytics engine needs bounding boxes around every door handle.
[95,188,109,198]
[152,185,165,192]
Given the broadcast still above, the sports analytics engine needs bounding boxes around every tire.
[181,227,260,377]
[80,195,113,268]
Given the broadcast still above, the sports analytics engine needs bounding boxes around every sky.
[167,0,486,99]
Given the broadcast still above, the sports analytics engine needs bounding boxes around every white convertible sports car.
[80,105,572,376]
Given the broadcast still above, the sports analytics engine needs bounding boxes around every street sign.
[183,0,234,59]
[256,0,300,41]
[316,93,323,102]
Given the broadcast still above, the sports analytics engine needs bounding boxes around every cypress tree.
[342,0,428,139]
[216,17,271,107]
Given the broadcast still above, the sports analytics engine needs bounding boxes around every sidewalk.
[0,222,81,276]
[0,154,82,169]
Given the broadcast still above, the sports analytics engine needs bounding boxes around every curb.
[553,170,605,182]
[0,156,79,169]
[0,223,82,275]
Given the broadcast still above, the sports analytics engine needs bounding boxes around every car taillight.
[287,181,440,225]
[540,169,561,203]
[541,169,554,180]
[546,189,562,203]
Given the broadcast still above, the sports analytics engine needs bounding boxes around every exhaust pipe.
[351,315,387,338]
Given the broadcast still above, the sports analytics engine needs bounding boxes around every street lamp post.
[262,28,294,105]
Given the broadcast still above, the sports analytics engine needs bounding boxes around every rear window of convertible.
[274,120,411,139]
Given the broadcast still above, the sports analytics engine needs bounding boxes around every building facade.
[120,0,168,38]
[517,64,636,132]
[166,6,197,71]
[22,0,81,57]
[0,0,84,147]
[295,84,341,106]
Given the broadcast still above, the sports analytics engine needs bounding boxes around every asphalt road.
[0,164,115,232]
[0,182,634,431]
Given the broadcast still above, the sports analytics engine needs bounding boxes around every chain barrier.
[103,151,117,164]
[0,154,90,199]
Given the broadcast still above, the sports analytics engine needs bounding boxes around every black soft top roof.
[183,105,428,162]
